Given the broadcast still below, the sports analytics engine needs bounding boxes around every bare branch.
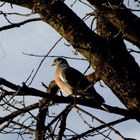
[57,106,70,140]
[45,105,72,132]
[76,106,126,140]
[27,37,63,85]
[0,78,140,120]
[0,102,39,125]
[0,18,41,32]
[69,117,129,140]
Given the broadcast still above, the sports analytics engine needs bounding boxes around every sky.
[0,1,140,140]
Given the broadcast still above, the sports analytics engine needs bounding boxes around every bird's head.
[51,57,69,67]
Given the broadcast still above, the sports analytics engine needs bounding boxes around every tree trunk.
[1,0,140,112]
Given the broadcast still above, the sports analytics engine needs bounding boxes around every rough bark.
[0,0,140,112]
[35,81,59,140]
[88,0,140,48]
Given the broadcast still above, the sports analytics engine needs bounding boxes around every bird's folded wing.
[59,67,90,90]
[59,66,105,103]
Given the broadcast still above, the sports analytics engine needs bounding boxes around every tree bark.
[88,0,140,48]
[0,0,140,112]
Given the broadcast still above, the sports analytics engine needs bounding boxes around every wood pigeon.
[51,57,105,105]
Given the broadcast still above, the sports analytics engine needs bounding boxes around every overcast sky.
[0,1,140,140]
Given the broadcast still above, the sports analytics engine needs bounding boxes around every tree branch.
[45,104,72,132]
[88,0,140,48]
[69,117,129,140]
[0,78,140,121]
[0,18,41,32]
[57,106,71,140]
[35,81,59,140]
[1,0,140,113]
[0,102,39,125]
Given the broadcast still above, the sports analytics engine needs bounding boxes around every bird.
[51,57,105,106]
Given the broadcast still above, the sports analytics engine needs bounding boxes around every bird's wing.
[60,66,105,103]
[59,66,90,90]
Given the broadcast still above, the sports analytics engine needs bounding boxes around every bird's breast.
[55,71,73,95]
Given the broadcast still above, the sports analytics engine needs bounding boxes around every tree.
[0,0,140,139]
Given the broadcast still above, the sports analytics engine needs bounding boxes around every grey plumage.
[52,57,105,105]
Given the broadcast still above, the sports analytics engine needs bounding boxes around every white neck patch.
[59,72,67,83]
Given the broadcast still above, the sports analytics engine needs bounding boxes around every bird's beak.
[51,63,55,66]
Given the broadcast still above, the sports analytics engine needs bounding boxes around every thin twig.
[76,109,112,140]
[0,18,41,32]
[75,106,126,140]
[28,37,63,85]
[22,53,87,61]
[0,102,39,125]
[69,117,129,140]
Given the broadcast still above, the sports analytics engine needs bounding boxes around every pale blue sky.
[0,1,140,140]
